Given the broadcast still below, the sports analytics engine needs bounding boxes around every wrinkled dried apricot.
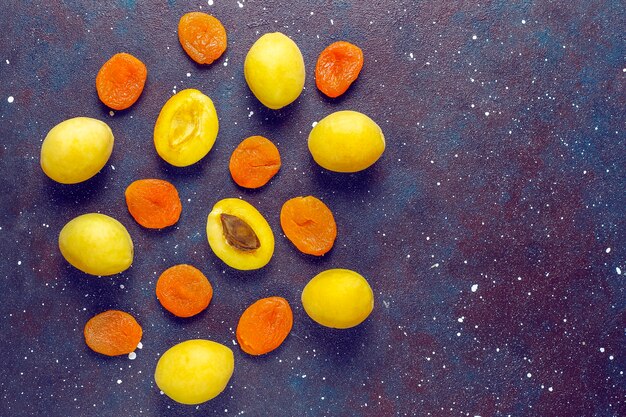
[178,12,227,65]
[315,41,363,98]
[280,196,337,256]
[125,179,182,229]
[236,297,293,355]
[96,53,147,110]
[84,310,142,356]
[156,264,213,318]
[229,136,281,189]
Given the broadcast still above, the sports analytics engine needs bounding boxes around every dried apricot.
[280,196,337,256]
[315,41,363,98]
[156,264,213,318]
[229,136,281,189]
[178,12,227,65]
[125,179,182,229]
[96,53,147,110]
[236,297,293,355]
[84,310,142,356]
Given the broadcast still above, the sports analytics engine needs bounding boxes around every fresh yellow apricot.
[155,339,234,405]
[244,32,305,110]
[40,117,114,184]
[154,89,219,167]
[59,213,133,276]
[206,198,274,270]
[308,110,385,172]
[301,268,374,329]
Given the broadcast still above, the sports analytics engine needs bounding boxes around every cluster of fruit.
[39,11,386,405]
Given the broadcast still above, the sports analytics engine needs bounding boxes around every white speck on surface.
[223,57,229,66]
[522,19,526,24]
[8,96,14,103]
[548,387,553,392]
[430,263,439,269]
[128,352,136,360]
[186,72,191,77]
[330,19,334,25]
[457,317,465,323]
[208,0,213,5]
[116,379,122,384]
[605,247,611,253]
[120,284,124,289]
[609,355,614,360]
[527,373,532,378]
[311,121,318,127]
[617,267,622,275]
[248,111,254,117]
[382,300,390,308]
[237,1,243,8]
[472,35,477,40]
[5,59,9,64]
[485,111,490,116]
[137,342,143,349]
[600,347,605,352]
[409,52,413,59]
[17,260,22,265]
[109,110,114,116]
[471,284,478,292]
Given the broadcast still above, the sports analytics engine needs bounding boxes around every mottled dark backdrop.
[0,1,624,416]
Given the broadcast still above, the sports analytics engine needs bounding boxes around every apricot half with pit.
[206,198,274,270]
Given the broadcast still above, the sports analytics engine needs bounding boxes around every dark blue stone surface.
[0,1,624,416]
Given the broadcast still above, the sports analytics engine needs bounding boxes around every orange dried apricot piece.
[156,264,213,318]
[84,310,142,356]
[280,196,337,256]
[315,41,363,98]
[96,52,147,110]
[178,12,227,65]
[125,179,182,229]
[236,297,293,355]
[229,136,281,189]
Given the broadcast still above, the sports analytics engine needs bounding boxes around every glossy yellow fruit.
[155,339,234,405]
[40,117,114,184]
[206,198,274,270]
[59,213,133,276]
[301,269,374,329]
[308,110,385,172]
[244,32,305,109]
[154,89,219,167]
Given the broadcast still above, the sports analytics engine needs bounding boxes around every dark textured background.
[0,1,624,416]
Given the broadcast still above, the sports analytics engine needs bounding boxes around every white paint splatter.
[605,247,611,253]
[457,317,465,323]
[223,57,229,66]
[471,284,478,292]
[237,1,243,8]
[526,372,532,378]
[208,0,213,5]
[485,111,490,116]
[8,96,14,103]
[472,35,477,40]
[116,379,122,384]
[109,110,114,116]
[186,72,191,77]
[137,342,143,349]
[430,263,440,269]
[5,59,9,64]
[617,267,622,275]
[330,19,334,25]
[522,19,527,24]
[128,352,136,360]
[311,121,318,127]
[248,111,254,117]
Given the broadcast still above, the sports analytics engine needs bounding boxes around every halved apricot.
[206,198,274,270]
